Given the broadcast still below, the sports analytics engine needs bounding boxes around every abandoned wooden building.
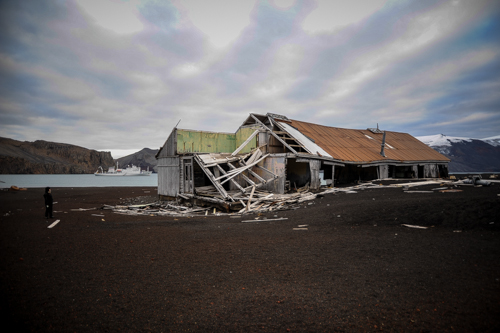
[156,113,449,202]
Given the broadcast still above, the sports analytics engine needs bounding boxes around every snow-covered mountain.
[417,134,471,146]
[416,134,500,172]
[418,134,500,147]
[482,135,500,147]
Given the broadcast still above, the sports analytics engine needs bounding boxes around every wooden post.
[309,160,321,190]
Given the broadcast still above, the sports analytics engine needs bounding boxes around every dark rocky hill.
[418,135,500,172]
[438,140,500,172]
[116,148,158,173]
[0,137,114,174]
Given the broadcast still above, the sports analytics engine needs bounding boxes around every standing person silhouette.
[44,187,53,219]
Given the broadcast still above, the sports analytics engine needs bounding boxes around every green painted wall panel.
[176,127,258,154]
[235,127,258,154]
[177,129,236,153]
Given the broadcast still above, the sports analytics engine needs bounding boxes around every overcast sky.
[1,0,499,158]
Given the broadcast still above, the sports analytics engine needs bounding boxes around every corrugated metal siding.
[285,120,450,163]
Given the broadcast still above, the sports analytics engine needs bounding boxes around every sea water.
[1,172,497,189]
[0,174,158,188]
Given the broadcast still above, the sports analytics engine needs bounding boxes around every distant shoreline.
[0,173,158,189]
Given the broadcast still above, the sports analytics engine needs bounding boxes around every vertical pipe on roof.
[380,131,386,157]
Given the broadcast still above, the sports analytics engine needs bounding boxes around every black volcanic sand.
[1,183,499,332]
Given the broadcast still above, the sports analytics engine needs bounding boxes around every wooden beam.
[251,114,297,154]
[213,153,268,182]
[238,160,266,184]
[246,186,256,211]
[212,152,261,181]
[245,148,263,166]
[228,162,256,188]
[219,154,269,186]
[255,165,277,178]
[217,164,246,193]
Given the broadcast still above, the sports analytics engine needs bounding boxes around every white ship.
[95,163,152,176]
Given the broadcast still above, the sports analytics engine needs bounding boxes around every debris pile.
[93,177,493,218]
[103,202,210,217]
[102,188,321,217]
[98,179,434,217]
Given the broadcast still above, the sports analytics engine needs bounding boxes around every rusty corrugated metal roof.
[282,119,450,163]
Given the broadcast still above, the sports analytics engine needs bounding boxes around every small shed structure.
[156,113,449,201]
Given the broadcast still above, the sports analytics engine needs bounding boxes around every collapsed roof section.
[193,149,275,202]
[156,113,449,202]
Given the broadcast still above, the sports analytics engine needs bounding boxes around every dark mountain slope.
[417,135,500,172]
[444,140,500,172]
[0,137,114,174]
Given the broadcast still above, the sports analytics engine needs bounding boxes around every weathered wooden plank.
[157,156,179,197]
[309,159,321,190]
[241,217,288,223]
[401,224,429,229]
[246,186,256,212]
[156,128,178,158]
[245,148,263,165]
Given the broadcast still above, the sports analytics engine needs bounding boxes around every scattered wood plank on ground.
[95,178,460,218]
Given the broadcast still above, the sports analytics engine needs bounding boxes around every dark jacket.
[44,188,53,206]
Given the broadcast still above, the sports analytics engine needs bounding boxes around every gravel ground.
[0,182,499,332]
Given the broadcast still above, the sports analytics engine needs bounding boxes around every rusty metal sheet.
[284,119,450,163]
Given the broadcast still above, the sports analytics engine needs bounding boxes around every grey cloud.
[1,0,499,151]
[207,1,315,94]
[285,0,449,101]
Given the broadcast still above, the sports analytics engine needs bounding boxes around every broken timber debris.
[95,178,481,219]
[98,187,322,217]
